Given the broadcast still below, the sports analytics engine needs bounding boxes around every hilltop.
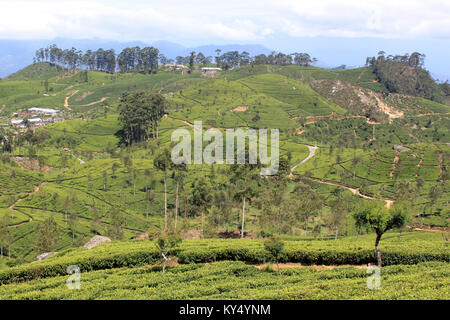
[3,62,67,81]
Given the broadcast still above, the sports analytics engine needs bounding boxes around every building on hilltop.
[201,67,222,71]
[28,107,60,115]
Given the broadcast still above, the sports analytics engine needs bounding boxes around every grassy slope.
[0,63,448,263]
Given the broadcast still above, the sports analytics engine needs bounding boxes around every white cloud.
[0,0,449,41]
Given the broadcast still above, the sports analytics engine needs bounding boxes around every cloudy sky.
[1,0,449,78]
[1,0,449,42]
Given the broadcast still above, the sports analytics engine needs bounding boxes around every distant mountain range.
[0,38,276,78]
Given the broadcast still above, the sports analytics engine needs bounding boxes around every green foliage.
[0,232,447,288]
[0,260,448,299]
[5,62,66,81]
[35,216,60,254]
[353,202,406,235]
[264,236,285,276]
[368,53,444,103]
[148,228,182,272]
[118,91,167,144]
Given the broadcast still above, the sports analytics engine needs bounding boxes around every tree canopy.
[118,91,167,145]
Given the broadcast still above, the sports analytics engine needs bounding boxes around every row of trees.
[132,149,408,267]
[175,50,317,70]
[149,147,353,240]
[34,44,159,74]
[366,51,426,69]
[34,44,317,74]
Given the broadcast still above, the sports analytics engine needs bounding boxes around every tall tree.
[229,161,259,238]
[0,214,12,258]
[327,195,349,240]
[171,163,187,230]
[107,207,125,240]
[35,216,60,254]
[68,209,78,245]
[191,176,213,236]
[154,148,172,231]
[292,183,324,235]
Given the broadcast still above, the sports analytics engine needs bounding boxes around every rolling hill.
[0,60,448,300]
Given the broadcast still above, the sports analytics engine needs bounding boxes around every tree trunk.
[146,185,149,219]
[201,210,205,237]
[335,226,338,240]
[175,181,179,230]
[305,215,309,235]
[241,193,246,239]
[276,260,281,277]
[375,232,383,267]
[162,253,168,273]
[164,173,167,231]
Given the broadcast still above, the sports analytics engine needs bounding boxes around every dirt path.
[75,97,108,107]
[255,263,369,271]
[356,68,367,80]
[415,112,450,117]
[168,116,194,128]
[290,145,318,175]
[291,114,380,125]
[70,153,85,165]
[8,182,47,210]
[7,182,47,228]
[301,176,394,208]
[389,153,400,178]
[416,153,424,176]
[64,89,79,111]
[9,217,33,228]
[414,226,449,232]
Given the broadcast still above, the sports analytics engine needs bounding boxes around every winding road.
[289,144,394,208]
[290,145,317,175]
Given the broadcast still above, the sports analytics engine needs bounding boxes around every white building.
[28,107,60,115]
[201,67,222,71]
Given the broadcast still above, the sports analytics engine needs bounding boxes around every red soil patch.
[231,106,248,112]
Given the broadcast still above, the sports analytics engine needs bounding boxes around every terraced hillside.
[0,61,448,292]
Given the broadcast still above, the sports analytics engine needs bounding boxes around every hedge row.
[0,237,448,286]
[0,261,449,300]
